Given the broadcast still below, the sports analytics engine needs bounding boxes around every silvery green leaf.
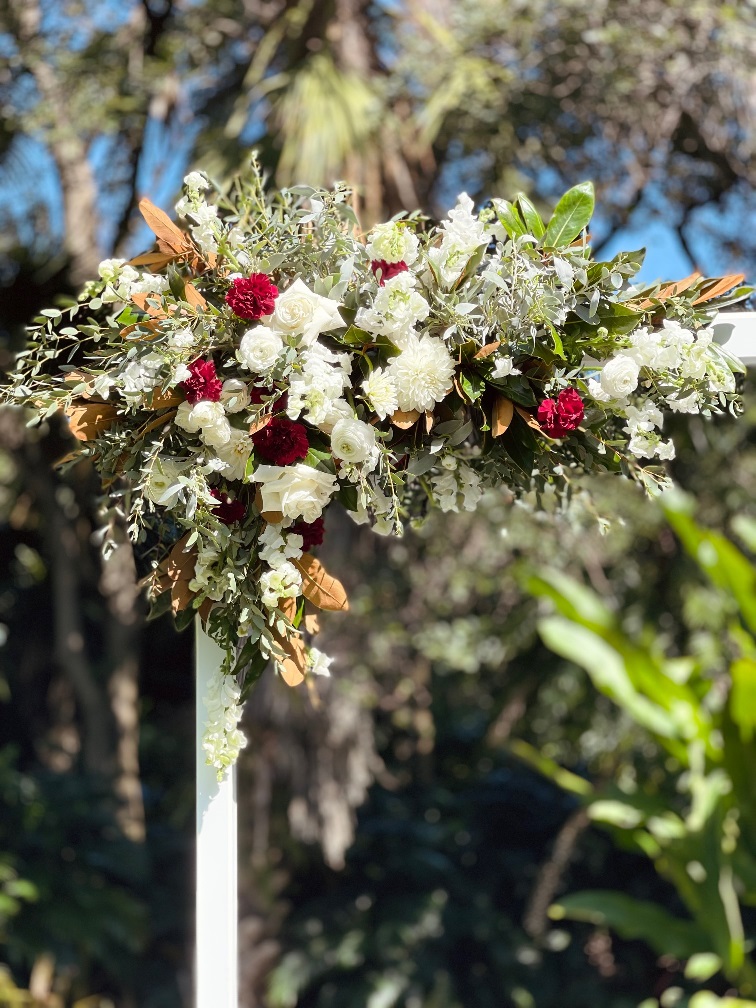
[407,454,437,475]
[447,420,474,446]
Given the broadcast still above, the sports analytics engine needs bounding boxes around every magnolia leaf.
[149,388,184,410]
[273,621,307,687]
[474,341,501,359]
[249,414,272,436]
[692,273,746,305]
[130,292,170,318]
[64,401,119,441]
[294,553,349,611]
[127,251,178,269]
[492,397,515,437]
[392,409,421,429]
[154,535,198,614]
[304,613,320,634]
[253,488,284,525]
[138,197,190,254]
[515,405,542,432]
[62,370,93,396]
[136,409,177,438]
[543,181,594,248]
[184,283,207,310]
[515,193,546,239]
[424,411,434,434]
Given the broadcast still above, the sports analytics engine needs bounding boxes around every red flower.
[371,259,408,286]
[210,490,247,525]
[249,386,288,413]
[225,274,279,321]
[290,516,325,552]
[252,417,310,465]
[537,388,585,438]
[181,359,223,403]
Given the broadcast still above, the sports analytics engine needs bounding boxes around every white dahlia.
[362,367,398,420]
[386,335,456,413]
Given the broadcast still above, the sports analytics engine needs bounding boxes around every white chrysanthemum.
[386,335,456,413]
[237,326,284,374]
[365,221,420,266]
[259,561,302,609]
[330,416,377,465]
[362,367,398,420]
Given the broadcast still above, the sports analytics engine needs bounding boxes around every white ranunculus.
[252,464,338,523]
[386,335,456,413]
[362,367,398,420]
[237,326,284,374]
[330,416,377,465]
[213,429,253,481]
[365,222,420,266]
[220,379,251,413]
[268,279,343,346]
[599,354,641,399]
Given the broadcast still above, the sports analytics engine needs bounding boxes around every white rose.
[175,400,202,433]
[252,464,338,523]
[316,398,353,435]
[269,279,343,346]
[330,416,377,465]
[220,379,251,413]
[599,354,641,399]
[365,222,420,266]
[237,326,284,374]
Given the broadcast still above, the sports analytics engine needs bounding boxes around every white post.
[195,620,238,1008]
[712,311,756,366]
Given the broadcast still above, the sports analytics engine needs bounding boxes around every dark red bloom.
[210,489,247,525]
[249,386,288,413]
[371,259,408,286]
[225,274,279,320]
[181,358,223,403]
[290,516,325,552]
[537,388,585,438]
[252,417,310,465]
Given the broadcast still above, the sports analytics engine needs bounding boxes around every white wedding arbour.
[192,311,755,1008]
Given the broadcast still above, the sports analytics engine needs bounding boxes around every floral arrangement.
[3,160,750,775]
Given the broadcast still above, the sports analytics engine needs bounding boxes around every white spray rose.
[268,279,343,346]
[220,379,251,413]
[330,416,377,465]
[252,464,338,523]
[237,326,284,374]
[365,222,420,266]
[599,354,641,399]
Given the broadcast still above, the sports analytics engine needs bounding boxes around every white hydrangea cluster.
[202,664,247,776]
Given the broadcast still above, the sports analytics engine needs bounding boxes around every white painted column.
[195,620,238,1008]
[712,311,756,366]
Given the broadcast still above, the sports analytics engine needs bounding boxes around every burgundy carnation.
[181,358,223,403]
[210,490,247,525]
[252,417,310,466]
[290,516,325,552]
[537,388,585,438]
[371,259,408,286]
[225,273,279,321]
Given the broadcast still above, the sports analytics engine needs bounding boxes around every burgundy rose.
[290,516,325,552]
[371,259,408,286]
[252,417,310,466]
[210,489,247,525]
[226,274,279,321]
[537,388,585,438]
[181,358,223,403]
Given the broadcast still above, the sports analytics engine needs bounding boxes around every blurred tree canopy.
[0,1,755,1006]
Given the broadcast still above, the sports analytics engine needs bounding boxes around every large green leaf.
[543,181,594,248]
[550,890,710,959]
[514,193,545,238]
